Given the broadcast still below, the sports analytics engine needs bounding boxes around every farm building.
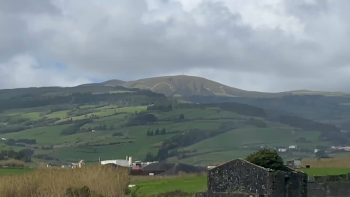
[286,159,302,169]
[100,156,133,167]
[100,156,158,170]
[198,159,307,197]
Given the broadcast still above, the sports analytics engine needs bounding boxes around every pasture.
[0,168,35,176]
[301,168,350,176]
[131,175,206,196]
[0,104,334,166]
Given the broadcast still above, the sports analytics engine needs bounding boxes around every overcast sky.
[0,0,350,92]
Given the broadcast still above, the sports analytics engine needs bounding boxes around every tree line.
[145,122,237,161]
[146,128,167,136]
[0,90,165,111]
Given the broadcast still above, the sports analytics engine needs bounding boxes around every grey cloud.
[0,0,59,14]
[1,0,350,92]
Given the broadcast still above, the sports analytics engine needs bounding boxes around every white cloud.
[0,55,91,89]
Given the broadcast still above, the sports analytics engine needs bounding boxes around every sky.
[1,0,350,92]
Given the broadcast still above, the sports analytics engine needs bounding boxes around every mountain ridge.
[102,75,289,98]
[1,75,349,99]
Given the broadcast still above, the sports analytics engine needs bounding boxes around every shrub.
[246,149,284,171]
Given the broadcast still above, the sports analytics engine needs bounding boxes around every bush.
[246,149,284,171]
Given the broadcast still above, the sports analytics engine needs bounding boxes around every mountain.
[102,75,289,98]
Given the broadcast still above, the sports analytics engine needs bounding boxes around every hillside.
[1,76,350,167]
[103,75,289,98]
[0,95,347,166]
[1,75,348,99]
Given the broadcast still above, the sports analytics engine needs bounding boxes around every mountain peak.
[101,75,286,98]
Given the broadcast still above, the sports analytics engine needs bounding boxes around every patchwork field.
[0,100,337,167]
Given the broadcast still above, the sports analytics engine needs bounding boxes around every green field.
[131,175,207,196]
[0,168,35,176]
[129,168,350,196]
[301,168,350,176]
[0,102,337,166]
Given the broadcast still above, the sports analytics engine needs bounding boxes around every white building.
[289,145,297,149]
[278,148,287,153]
[100,159,131,167]
[331,146,350,151]
[100,156,158,169]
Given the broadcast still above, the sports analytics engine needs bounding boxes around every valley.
[1,75,350,167]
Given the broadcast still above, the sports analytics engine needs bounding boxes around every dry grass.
[0,159,25,167]
[0,164,129,197]
[130,172,206,182]
[302,158,350,168]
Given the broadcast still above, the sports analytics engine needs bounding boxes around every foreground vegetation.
[0,165,129,197]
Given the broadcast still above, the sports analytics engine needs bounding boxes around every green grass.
[130,168,350,196]
[301,168,350,176]
[131,176,207,196]
[170,149,254,166]
[46,110,68,119]
[0,125,71,145]
[185,125,320,154]
[20,112,43,120]
[0,168,36,176]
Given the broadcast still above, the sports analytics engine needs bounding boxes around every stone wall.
[208,159,270,195]
[308,182,350,197]
[269,171,307,197]
[196,192,263,197]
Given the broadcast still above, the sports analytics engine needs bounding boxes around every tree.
[246,149,284,171]
[146,130,151,136]
[157,148,168,161]
[155,129,160,135]
[150,131,154,136]
[179,114,185,120]
[161,128,166,135]
[144,152,157,162]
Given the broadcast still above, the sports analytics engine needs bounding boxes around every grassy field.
[0,104,332,165]
[0,165,129,197]
[301,168,350,176]
[0,168,35,176]
[131,175,207,196]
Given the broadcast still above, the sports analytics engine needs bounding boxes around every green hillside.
[0,98,341,166]
[1,76,350,167]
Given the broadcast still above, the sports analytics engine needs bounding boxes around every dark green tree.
[246,149,284,170]
[144,152,157,162]
[161,128,166,135]
[155,129,160,135]
[179,114,185,120]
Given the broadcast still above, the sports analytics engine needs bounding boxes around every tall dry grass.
[0,164,130,197]
[302,158,350,168]
[0,159,25,167]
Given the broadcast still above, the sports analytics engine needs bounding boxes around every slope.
[103,75,288,98]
